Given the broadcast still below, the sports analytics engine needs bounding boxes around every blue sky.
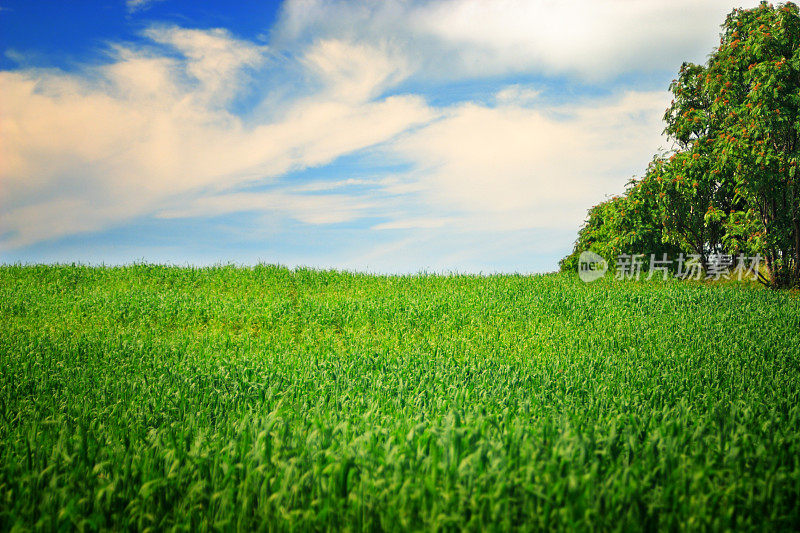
[0,0,759,272]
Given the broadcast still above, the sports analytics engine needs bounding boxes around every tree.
[565,1,800,288]
[666,1,800,286]
[659,61,740,270]
[560,181,680,273]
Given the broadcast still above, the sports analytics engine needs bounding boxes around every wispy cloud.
[274,0,760,80]
[383,89,670,233]
[126,0,165,14]
[0,28,433,249]
[158,190,377,225]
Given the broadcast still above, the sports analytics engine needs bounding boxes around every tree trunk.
[793,216,800,279]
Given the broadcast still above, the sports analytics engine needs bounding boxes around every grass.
[1,264,799,531]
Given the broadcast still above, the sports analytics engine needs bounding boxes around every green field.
[1,265,799,531]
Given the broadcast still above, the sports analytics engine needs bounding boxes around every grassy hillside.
[1,265,799,530]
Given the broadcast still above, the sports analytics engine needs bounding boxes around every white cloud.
[141,26,267,104]
[301,39,409,102]
[372,216,453,231]
[125,0,163,13]
[274,0,760,80]
[126,0,165,14]
[383,89,670,232]
[495,85,541,106]
[0,29,433,249]
[158,190,376,225]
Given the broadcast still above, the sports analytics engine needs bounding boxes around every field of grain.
[1,265,799,530]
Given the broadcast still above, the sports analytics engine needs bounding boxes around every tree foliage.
[564,1,800,287]
[559,176,681,273]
